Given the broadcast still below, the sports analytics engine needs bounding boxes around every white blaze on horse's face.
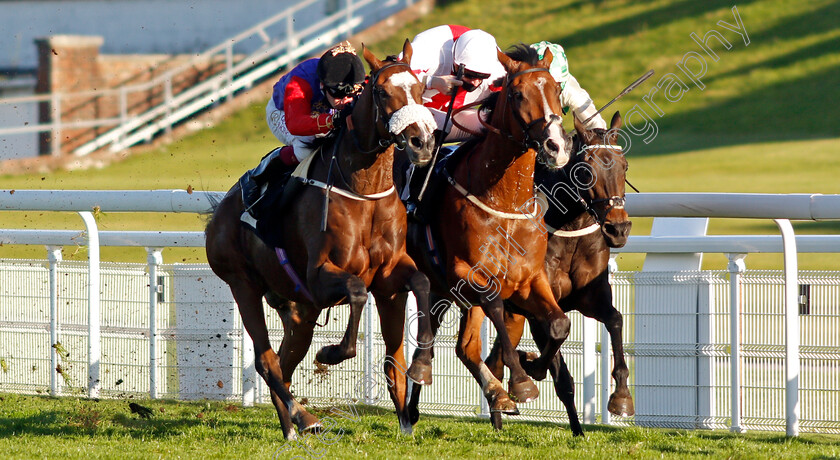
[386,70,438,136]
[533,76,572,169]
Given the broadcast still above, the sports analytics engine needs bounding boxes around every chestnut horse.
[479,112,633,435]
[403,44,575,416]
[205,41,437,439]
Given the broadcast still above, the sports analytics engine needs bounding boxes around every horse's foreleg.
[277,301,318,388]
[527,318,584,436]
[571,274,634,417]
[478,296,540,404]
[456,306,519,416]
[521,274,571,383]
[231,283,319,438]
[309,262,368,365]
[406,292,447,426]
[599,304,633,416]
[373,292,413,435]
[486,309,528,430]
[373,256,434,385]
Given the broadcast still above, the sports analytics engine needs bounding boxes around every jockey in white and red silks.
[406,25,506,143]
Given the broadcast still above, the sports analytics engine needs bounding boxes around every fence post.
[479,316,490,418]
[46,245,63,396]
[286,14,298,50]
[775,219,800,437]
[727,253,747,433]
[78,211,101,398]
[146,247,163,399]
[404,293,417,408]
[164,80,173,135]
[364,293,374,404]
[241,321,256,407]
[582,316,597,424]
[602,255,619,424]
[118,87,127,148]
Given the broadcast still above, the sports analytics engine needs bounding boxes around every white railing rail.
[0,0,410,157]
[2,191,840,436]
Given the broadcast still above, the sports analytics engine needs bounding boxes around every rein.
[349,61,414,155]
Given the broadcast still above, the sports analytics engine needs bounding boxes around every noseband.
[350,61,415,154]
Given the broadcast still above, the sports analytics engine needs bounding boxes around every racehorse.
[403,44,574,417]
[205,40,437,439]
[479,112,633,435]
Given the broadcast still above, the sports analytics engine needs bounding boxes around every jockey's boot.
[404,162,431,224]
[241,145,295,218]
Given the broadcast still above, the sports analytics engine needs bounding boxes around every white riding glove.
[428,75,463,95]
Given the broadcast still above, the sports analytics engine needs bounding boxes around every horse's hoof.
[489,394,519,415]
[295,411,323,434]
[608,393,635,416]
[509,378,539,403]
[406,361,433,385]
[315,344,354,366]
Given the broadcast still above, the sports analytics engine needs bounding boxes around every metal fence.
[1,190,839,435]
[1,257,838,434]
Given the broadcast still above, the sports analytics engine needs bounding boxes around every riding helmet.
[318,42,365,97]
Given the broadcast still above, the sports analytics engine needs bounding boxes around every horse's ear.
[363,44,383,72]
[401,39,413,65]
[497,49,517,74]
[610,111,622,131]
[538,47,554,69]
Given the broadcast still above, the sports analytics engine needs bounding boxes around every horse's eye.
[512,91,524,101]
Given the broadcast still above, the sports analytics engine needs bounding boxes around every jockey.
[402,25,505,221]
[407,25,506,143]
[530,41,607,131]
[242,42,365,215]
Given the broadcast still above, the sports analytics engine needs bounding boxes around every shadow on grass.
[547,0,759,51]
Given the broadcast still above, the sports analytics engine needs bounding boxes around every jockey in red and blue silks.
[241,42,365,216]
[265,41,365,166]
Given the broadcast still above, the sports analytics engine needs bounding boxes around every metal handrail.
[0,0,385,156]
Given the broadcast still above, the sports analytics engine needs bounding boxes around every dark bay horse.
[404,45,574,416]
[205,41,437,439]
[479,112,633,435]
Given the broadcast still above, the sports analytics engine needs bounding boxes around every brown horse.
[478,112,633,435]
[205,41,437,439]
[403,44,575,416]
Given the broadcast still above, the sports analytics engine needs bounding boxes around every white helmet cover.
[531,41,570,89]
[452,29,500,76]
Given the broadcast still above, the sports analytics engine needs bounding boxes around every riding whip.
[417,63,465,201]
[582,69,654,125]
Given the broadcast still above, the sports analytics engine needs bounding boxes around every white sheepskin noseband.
[388,104,437,136]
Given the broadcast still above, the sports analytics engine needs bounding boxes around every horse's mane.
[479,44,542,120]
[505,43,540,66]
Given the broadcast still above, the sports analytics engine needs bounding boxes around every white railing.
[0,0,418,157]
[1,190,839,435]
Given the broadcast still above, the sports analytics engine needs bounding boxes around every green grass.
[1,393,839,459]
[1,0,839,270]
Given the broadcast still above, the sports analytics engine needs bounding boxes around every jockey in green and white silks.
[531,41,607,131]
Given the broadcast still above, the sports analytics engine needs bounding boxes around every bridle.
[565,140,627,228]
[349,61,416,155]
[479,67,564,156]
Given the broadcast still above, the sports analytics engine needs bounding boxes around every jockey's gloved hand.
[429,75,463,95]
[332,105,354,131]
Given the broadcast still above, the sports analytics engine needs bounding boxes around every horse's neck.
[460,141,536,210]
[338,139,394,195]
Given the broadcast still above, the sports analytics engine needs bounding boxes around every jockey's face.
[323,85,358,110]
[455,67,491,93]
